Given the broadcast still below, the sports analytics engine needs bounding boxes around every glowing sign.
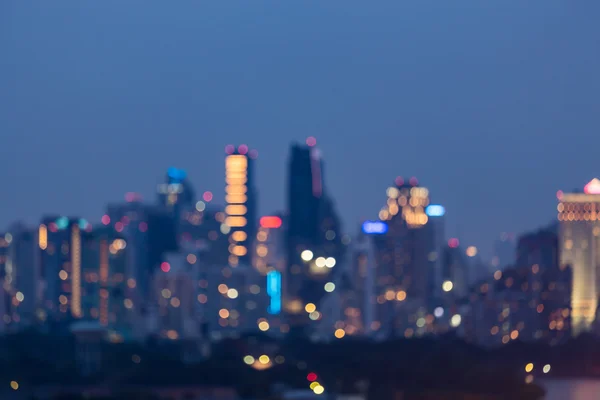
[362,220,388,234]
[56,217,69,230]
[426,205,446,217]
[584,178,600,195]
[266,271,281,315]
[260,216,282,229]
[167,167,187,183]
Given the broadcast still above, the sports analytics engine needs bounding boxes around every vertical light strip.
[225,153,248,260]
[99,239,109,326]
[39,224,47,250]
[70,225,82,318]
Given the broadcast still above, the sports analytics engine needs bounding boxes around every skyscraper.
[372,177,436,337]
[39,216,86,321]
[558,178,600,336]
[224,144,257,267]
[285,138,344,327]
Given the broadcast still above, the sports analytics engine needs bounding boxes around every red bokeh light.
[115,222,124,232]
[203,191,213,202]
[260,216,282,229]
[225,145,235,155]
[49,223,58,233]
[306,137,317,147]
[160,262,171,273]
[249,149,258,159]
[307,372,317,382]
[556,190,563,200]
[409,177,418,186]
[101,215,110,225]
[448,238,459,248]
[238,144,248,155]
[395,176,404,186]
[139,222,148,232]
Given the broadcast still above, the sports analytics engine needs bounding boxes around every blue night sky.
[1,1,599,258]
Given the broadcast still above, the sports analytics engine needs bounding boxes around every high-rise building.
[372,177,436,337]
[39,216,87,321]
[557,178,600,336]
[225,145,258,267]
[285,138,344,327]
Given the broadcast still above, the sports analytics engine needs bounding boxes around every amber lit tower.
[225,145,258,267]
[558,178,600,336]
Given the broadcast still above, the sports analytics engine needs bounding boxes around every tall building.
[557,178,600,336]
[39,217,87,321]
[225,145,258,267]
[285,138,344,327]
[372,177,436,337]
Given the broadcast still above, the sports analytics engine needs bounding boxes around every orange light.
[260,216,282,229]
[226,176,248,185]
[232,231,247,242]
[232,245,247,256]
[226,155,247,169]
[226,216,247,227]
[226,205,247,216]
[226,194,248,203]
[226,185,247,195]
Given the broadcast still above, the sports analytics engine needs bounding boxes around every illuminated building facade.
[39,217,87,320]
[106,198,177,317]
[285,139,344,326]
[372,177,436,337]
[225,145,257,266]
[557,178,600,336]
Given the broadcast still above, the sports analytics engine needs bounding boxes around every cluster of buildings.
[1,137,600,349]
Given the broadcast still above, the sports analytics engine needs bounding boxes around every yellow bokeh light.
[10,381,18,390]
[525,363,534,373]
[258,321,270,331]
[227,288,239,299]
[301,250,314,261]
[259,355,270,364]
[219,309,230,318]
[313,385,324,395]
[466,246,478,257]
[59,270,68,281]
[442,281,453,292]
[396,290,407,301]
[243,355,254,365]
[305,303,316,313]
[334,329,345,339]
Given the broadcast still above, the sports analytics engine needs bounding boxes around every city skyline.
[2,1,599,259]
